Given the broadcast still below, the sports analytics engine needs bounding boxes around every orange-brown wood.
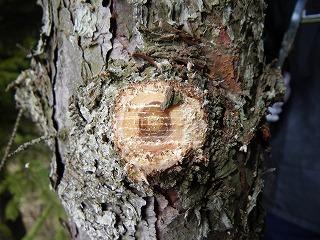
[112,81,207,180]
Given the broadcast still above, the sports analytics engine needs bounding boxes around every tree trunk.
[13,0,283,239]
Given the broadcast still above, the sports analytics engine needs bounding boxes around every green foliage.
[0,0,70,239]
[0,127,70,239]
[0,223,12,239]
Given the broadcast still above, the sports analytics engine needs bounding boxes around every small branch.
[0,109,24,172]
[0,109,57,172]
[22,202,53,240]
[132,52,158,68]
[7,135,54,159]
[6,71,27,91]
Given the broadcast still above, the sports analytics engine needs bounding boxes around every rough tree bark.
[12,0,283,239]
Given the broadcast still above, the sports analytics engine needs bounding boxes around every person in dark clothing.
[263,0,320,239]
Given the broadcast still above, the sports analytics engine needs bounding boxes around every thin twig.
[7,134,53,159]
[132,52,158,68]
[6,71,27,91]
[0,109,24,172]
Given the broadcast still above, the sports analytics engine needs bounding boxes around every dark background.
[0,1,69,239]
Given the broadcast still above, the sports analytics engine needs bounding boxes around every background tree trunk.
[14,0,283,239]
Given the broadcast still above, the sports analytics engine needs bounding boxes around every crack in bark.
[51,46,65,190]
[105,0,117,66]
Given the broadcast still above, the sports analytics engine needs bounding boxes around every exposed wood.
[113,81,207,181]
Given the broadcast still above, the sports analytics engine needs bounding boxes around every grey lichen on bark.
[12,0,284,239]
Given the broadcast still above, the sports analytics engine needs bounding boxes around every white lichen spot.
[127,0,147,4]
[202,99,210,107]
[239,144,247,153]
[187,62,194,71]
[204,0,220,6]
[24,162,30,169]
[74,4,97,38]
[222,6,232,26]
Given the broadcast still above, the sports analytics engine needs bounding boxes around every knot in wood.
[112,81,207,180]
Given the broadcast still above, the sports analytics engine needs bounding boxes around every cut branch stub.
[112,81,207,181]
